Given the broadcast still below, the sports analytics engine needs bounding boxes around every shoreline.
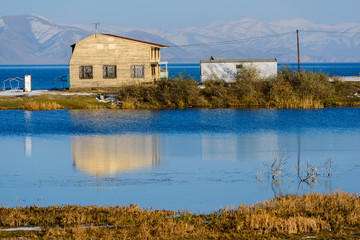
[0,74,359,110]
[0,90,109,110]
[1,69,360,110]
[0,90,359,111]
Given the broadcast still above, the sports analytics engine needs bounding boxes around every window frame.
[131,65,145,78]
[79,66,93,79]
[103,65,117,79]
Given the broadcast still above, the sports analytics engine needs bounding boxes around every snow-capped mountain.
[1,14,360,64]
[0,14,91,64]
[127,17,360,63]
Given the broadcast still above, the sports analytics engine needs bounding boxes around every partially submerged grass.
[0,192,359,239]
[258,147,335,196]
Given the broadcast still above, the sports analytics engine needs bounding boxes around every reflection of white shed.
[200,58,277,82]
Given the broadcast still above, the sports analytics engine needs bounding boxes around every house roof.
[200,58,277,63]
[102,34,168,48]
[70,33,168,48]
[71,33,169,48]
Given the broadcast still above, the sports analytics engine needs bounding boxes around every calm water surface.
[0,108,359,212]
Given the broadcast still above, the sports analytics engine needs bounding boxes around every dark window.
[79,66,93,79]
[131,65,145,78]
[103,65,117,79]
[151,48,159,60]
[236,64,244,70]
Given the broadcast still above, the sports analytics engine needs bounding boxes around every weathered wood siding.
[69,34,165,89]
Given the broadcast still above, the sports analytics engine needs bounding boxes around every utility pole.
[297,30,300,73]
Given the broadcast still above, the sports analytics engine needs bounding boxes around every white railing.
[2,77,23,90]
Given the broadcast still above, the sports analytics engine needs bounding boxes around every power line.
[168,31,295,48]
[167,29,360,49]
[302,30,360,35]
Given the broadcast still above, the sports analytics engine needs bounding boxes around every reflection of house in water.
[24,111,32,157]
[201,133,306,162]
[201,134,280,161]
[25,136,32,157]
[72,135,161,176]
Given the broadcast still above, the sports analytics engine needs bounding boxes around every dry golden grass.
[0,192,359,239]
[22,101,62,110]
[0,94,109,110]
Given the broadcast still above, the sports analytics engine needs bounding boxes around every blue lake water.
[0,65,69,90]
[0,63,360,90]
[0,108,359,212]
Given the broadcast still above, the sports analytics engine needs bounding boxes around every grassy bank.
[0,93,109,110]
[0,192,359,239]
[0,68,359,110]
[324,80,360,107]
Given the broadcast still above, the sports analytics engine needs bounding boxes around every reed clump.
[115,66,337,109]
[0,192,359,239]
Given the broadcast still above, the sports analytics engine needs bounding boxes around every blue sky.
[1,0,360,30]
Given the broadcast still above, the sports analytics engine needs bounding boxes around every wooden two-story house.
[69,33,168,89]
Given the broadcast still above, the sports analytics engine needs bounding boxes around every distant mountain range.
[1,14,360,64]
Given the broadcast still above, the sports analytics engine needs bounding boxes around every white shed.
[200,58,277,82]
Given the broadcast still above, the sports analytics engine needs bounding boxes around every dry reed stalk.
[260,147,290,181]
[0,193,359,239]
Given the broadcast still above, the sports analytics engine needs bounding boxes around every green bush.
[268,79,295,103]
[296,71,334,99]
[200,79,229,107]
[155,74,200,108]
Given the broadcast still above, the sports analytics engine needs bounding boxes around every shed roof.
[200,58,277,63]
